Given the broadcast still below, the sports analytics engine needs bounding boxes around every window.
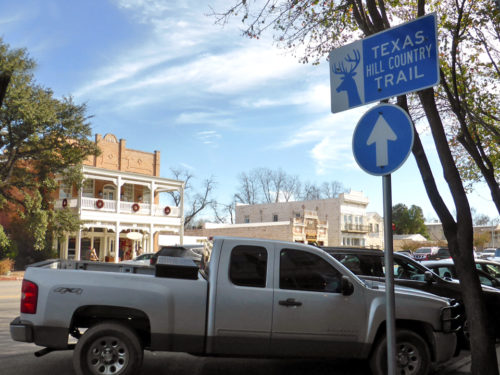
[244,216,250,223]
[279,249,341,293]
[273,214,279,222]
[375,224,380,233]
[121,184,133,202]
[59,182,72,199]
[82,179,94,198]
[142,188,151,203]
[393,258,427,280]
[229,246,267,288]
[103,185,115,200]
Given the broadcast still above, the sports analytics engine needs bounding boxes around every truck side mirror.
[341,276,354,296]
[424,271,434,283]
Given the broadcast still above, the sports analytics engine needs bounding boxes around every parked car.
[475,259,500,283]
[480,248,500,260]
[413,247,450,261]
[150,244,204,265]
[10,238,460,375]
[422,259,500,289]
[121,252,155,265]
[322,247,500,348]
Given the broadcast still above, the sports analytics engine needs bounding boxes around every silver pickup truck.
[11,237,459,375]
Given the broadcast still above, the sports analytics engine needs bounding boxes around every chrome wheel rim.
[86,336,128,374]
[396,342,421,375]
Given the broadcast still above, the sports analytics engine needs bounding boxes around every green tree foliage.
[0,224,13,259]
[392,203,429,237]
[0,39,98,263]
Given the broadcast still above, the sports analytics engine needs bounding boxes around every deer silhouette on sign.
[333,49,362,108]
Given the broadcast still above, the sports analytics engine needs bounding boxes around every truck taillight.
[21,280,38,314]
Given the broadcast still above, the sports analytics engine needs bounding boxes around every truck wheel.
[73,322,143,375]
[369,329,430,375]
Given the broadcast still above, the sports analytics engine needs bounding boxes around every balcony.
[55,197,180,218]
[341,224,370,233]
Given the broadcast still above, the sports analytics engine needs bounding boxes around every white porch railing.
[56,197,180,218]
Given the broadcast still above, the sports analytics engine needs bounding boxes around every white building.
[233,190,384,248]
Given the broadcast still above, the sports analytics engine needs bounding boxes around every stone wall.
[186,222,292,242]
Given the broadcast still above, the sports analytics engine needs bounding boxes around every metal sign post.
[330,14,440,373]
[383,174,396,375]
[352,104,415,375]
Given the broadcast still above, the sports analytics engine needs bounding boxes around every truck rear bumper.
[433,331,457,363]
[10,316,68,348]
[10,317,34,343]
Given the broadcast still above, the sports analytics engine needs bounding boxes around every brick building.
[53,133,185,261]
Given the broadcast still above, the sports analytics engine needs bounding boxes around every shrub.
[0,258,14,275]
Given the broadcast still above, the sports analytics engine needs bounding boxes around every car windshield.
[415,248,432,254]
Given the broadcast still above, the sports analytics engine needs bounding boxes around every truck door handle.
[279,298,302,307]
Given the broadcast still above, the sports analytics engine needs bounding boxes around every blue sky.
[0,0,497,222]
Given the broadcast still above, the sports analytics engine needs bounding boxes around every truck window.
[280,249,341,293]
[229,246,268,288]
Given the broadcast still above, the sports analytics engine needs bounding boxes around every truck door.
[212,239,274,355]
[271,247,367,358]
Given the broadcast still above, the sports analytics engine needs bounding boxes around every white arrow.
[366,113,397,167]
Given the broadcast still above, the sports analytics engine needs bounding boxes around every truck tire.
[369,329,430,375]
[73,322,143,375]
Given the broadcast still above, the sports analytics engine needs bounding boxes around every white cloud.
[196,130,221,145]
[175,111,234,129]
[278,107,370,174]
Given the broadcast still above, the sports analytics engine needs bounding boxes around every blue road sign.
[330,13,439,113]
[353,104,414,176]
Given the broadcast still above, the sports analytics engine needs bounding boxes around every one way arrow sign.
[352,104,414,176]
[366,114,398,167]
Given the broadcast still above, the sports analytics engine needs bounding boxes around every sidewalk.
[438,344,500,374]
[0,271,24,281]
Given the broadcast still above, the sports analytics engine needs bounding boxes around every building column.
[116,176,122,214]
[75,230,82,260]
[150,182,155,217]
[114,223,120,263]
[180,184,185,245]
[63,235,69,259]
[149,224,154,253]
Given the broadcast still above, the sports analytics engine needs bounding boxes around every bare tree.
[301,182,322,201]
[234,171,259,204]
[168,167,216,228]
[321,181,346,199]
[211,199,236,224]
[281,174,301,202]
